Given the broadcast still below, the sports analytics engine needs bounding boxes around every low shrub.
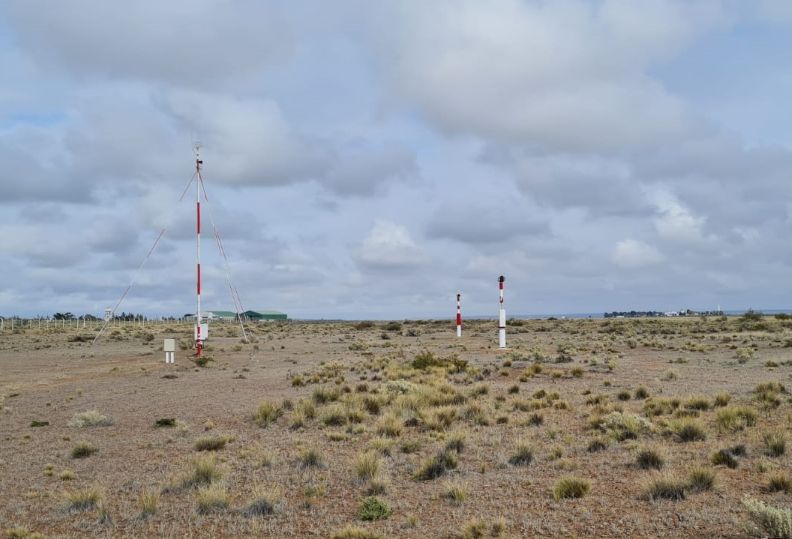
[358,496,392,521]
[70,442,98,459]
[743,497,792,539]
[68,410,112,428]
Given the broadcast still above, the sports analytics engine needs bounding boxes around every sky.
[2,0,792,319]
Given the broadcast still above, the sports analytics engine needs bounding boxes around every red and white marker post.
[194,148,205,357]
[456,293,462,338]
[498,276,506,348]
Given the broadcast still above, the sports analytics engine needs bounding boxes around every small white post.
[164,339,176,364]
[498,275,506,349]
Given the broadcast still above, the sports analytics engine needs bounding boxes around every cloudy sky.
[2,0,792,319]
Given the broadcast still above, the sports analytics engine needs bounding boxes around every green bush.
[358,496,392,521]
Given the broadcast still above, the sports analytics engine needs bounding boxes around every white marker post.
[456,293,462,338]
[498,275,506,349]
[164,338,175,364]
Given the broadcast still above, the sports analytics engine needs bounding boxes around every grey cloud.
[5,0,293,88]
[323,147,417,196]
[426,201,550,245]
[377,0,723,152]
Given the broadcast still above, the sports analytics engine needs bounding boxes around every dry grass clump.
[59,469,75,481]
[764,432,786,457]
[375,413,403,437]
[313,385,342,405]
[330,526,384,539]
[743,496,792,539]
[354,451,381,482]
[684,396,711,411]
[195,483,229,514]
[137,490,159,518]
[552,477,590,500]
[173,455,222,490]
[298,448,324,469]
[320,404,348,426]
[415,449,458,480]
[593,411,651,441]
[194,435,230,451]
[443,481,469,505]
[669,418,706,442]
[4,527,44,539]
[644,474,686,501]
[634,386,650,400]
[253,400,284,427]
[687,466,716,492]
[244,486,282,516]
[64,487,102,512]
[458,518,505,538]
[445,431,465,454]
[713,392,731,407]
[635,447,664,470]
[715,406,757,432]
[70,442,98,459]
[754,382,786,409]
[587,438,609,453]
[767,473,792,494]
[358,496,392,521]
[68,410,112,428]
[508,442,534,466]
[711,448,739,468]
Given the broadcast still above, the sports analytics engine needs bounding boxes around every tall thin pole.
[456,293,462,338]
[195,146,204,357]
[498,275,506,349]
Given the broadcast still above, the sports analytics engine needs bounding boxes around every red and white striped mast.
[194,144,204,357]
[498,275,506,348]
[456,293,462,338]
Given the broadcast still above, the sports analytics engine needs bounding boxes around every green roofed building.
[204,310,287,321]
[243,310,288,321]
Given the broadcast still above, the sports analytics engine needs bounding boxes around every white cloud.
[611,239,665,269]
[355,220,426,271]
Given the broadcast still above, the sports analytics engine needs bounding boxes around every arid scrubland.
[1,315,791,537]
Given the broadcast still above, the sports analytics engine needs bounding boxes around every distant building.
[243,310,288,321]
[205,310,239,321]
[186,310,288,322]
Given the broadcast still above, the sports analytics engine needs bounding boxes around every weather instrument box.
[164,338,176,364]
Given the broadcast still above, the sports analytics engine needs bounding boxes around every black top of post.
[498,275,505,283]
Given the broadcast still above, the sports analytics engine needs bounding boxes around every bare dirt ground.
[1,316,790,538]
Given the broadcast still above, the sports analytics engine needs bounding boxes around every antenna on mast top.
[193,141,203,170]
